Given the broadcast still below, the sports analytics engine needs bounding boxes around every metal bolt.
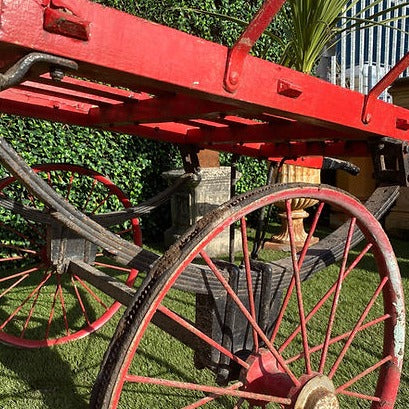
[50,67,65,82]
[363,113,372,124]
[229,71,239,86]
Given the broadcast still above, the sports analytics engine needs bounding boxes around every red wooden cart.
[0,0,406,408]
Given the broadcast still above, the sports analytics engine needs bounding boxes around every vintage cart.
[0,0,406,408]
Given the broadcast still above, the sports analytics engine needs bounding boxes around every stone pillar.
[163,167,240,257]
[385,78,409,236]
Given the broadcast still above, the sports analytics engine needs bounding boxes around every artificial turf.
[0,237,407,408]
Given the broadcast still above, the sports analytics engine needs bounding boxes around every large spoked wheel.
[92,183,404,409]
[0,163,141,347]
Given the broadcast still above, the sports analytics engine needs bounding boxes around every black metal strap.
[0,52,78,91]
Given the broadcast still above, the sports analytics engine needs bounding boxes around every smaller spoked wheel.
[91,183,404,409]
[0,164,141,348]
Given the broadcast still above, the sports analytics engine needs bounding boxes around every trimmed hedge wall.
[0,117,182,240]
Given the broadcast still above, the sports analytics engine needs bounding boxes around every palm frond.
[281,0,409,73]
[338,16,409,36]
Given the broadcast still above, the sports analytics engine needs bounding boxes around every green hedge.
[0,117,182,240]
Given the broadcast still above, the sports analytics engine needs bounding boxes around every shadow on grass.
[0,343,89,408]
[0,297,117,408]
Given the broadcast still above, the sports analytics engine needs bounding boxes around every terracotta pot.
[265,164,321,251]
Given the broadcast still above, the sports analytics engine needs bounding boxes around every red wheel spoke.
[319,217,356,373]
[0,266,40,283]
[0,255,25,262]
[279,243,373,353]
[336,355,393,393]
[328,276,389,379]
[337,390,380,402]
[45,280,60,340]
[0,243,38,255]
[285,200,312,375]
[56,172,64,184]
[297,201,325,269]
[71,276,91,326]
[182,382,243,408]
[82,178,98,211]
[116,227,132,236]
[0,272,51,330]
[73,275,108,309]
[65,172,75,200]
[285,314,390,364]
[240,216,258,352]
[57,275,70,336]
[91,193,113,214]
[270,276,295,344]
[124,375,291,405]
[158,304,249,370]
[94,261,132,273]
[200,249,300,387]
[46,171,52,187]
[0,273,30,298]
[94,261,138,285]
[20,280,45,338]
[28,193,38,208]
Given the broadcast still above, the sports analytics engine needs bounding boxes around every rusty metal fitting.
[50,66,65,81]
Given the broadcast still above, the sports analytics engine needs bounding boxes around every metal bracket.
[44,0,90,41]
[0,53,78,91]
[322,157,360,176]
[362,52,409,124]
[369,137,409,186]
[223,0,286,93]
[179,144,202,174]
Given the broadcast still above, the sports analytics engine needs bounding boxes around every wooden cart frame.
[0,1,406,408]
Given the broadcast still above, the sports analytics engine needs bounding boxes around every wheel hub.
[293,376,339,409]
[47,223,97,274]
[241,349,293,406]
[241,350,339,409]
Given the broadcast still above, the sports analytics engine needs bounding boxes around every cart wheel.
[0,163,141,347]
[91,183,404,409]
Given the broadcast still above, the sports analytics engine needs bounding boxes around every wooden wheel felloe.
[91,183,404,409]
[0,164,141,348]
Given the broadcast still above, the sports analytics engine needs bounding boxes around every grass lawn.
[0,236,408,408]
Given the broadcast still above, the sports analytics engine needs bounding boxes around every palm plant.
[177,0,408,74]
[281,0,408,73]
